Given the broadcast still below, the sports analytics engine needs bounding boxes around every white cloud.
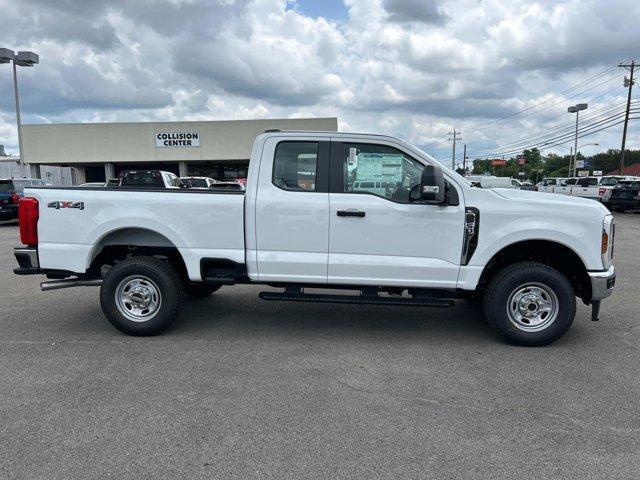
[0,0,638,161]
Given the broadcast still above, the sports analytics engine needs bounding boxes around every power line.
[462,63,626,137]
[468,108,639,159]
[469,109,637,158]
[422,132,450,148]
[467,90,631,150]
[469,101,634,155]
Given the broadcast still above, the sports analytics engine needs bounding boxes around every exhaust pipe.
[41,278,103,291]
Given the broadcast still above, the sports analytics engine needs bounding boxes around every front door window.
[342,143,424,203]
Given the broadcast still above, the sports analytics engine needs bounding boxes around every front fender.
[469,219,599,271]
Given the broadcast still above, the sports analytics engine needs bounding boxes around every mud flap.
[591,300,601,322]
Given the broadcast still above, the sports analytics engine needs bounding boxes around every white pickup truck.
[539,175,640,201]
[13,131,616,346]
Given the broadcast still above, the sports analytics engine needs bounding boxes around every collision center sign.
[155,132,200,147]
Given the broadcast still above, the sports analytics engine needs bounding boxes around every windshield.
[599,177,619,186]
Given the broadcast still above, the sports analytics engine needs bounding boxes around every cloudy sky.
[0,0,639,165]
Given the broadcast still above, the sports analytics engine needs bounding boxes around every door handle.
[337,210,366,217]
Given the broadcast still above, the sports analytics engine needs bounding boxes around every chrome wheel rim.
[506,282,558,332]
[115,275,162,322]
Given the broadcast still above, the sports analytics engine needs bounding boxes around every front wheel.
[100,256,185,336]
[483,262,576,346]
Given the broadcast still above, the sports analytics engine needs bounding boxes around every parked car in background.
[465,175,522,189]
[537,178,568,194]
[601,176,640,204]
[0,178,52,222]
[570,177,601,200]
[520,181,536,191]
[180,176,217,189]
[554,177,578,195]
[607,180,640,212]
[210,181,246,191]
[118,170,185,189]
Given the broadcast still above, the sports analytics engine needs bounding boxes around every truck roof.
[261,130,401,141]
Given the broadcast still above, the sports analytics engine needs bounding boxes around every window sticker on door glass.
[352,153,404,183]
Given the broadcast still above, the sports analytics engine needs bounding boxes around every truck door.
[253,136,331,283]
[327,140,466,289]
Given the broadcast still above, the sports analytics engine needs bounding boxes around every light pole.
[0,48,39,177]
[567,103,588,177]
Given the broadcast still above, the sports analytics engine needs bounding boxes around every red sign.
[491,159,507,166]
[517,156,526,165]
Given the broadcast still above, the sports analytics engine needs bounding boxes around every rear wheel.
[100,256,184,336]
[184,283,221,298]
[483,262,576,346]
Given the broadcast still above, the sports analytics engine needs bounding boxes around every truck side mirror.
[420,164,445,203]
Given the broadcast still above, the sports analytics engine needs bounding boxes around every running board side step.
[259,290,454,307]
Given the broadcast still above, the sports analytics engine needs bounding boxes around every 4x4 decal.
[47,201,85,210]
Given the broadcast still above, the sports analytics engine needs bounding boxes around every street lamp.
[567,103,588,177]
[0,48,39,176]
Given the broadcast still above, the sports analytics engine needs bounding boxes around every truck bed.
[25,187,246,281]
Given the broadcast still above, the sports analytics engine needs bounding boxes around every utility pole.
[619,60,635,175]
[569,146,573,177]
[449,130,461,170]
[462,144,467,173]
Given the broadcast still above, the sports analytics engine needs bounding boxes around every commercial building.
[22,117,338,184]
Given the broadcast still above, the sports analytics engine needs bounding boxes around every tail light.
[18,197,39,246]
[11,192,20,204]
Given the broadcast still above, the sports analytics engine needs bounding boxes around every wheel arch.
[87,227,189,281]
[477,239,592,302]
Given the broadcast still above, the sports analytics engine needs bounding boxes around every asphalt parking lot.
[1,215,639,479]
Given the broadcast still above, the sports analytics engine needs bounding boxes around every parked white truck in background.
[539,175,640,200]
[13,131,616,346]
[465,175,522,189]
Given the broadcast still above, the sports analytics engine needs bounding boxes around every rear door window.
[273,142,319,191]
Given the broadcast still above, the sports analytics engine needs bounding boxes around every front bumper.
[588,265,615,301]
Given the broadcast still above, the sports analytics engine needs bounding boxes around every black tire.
[184,283,221,298]
[483,261,576,347]
[100,256,185,336]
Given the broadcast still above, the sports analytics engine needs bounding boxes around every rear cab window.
[120,171,164,188]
